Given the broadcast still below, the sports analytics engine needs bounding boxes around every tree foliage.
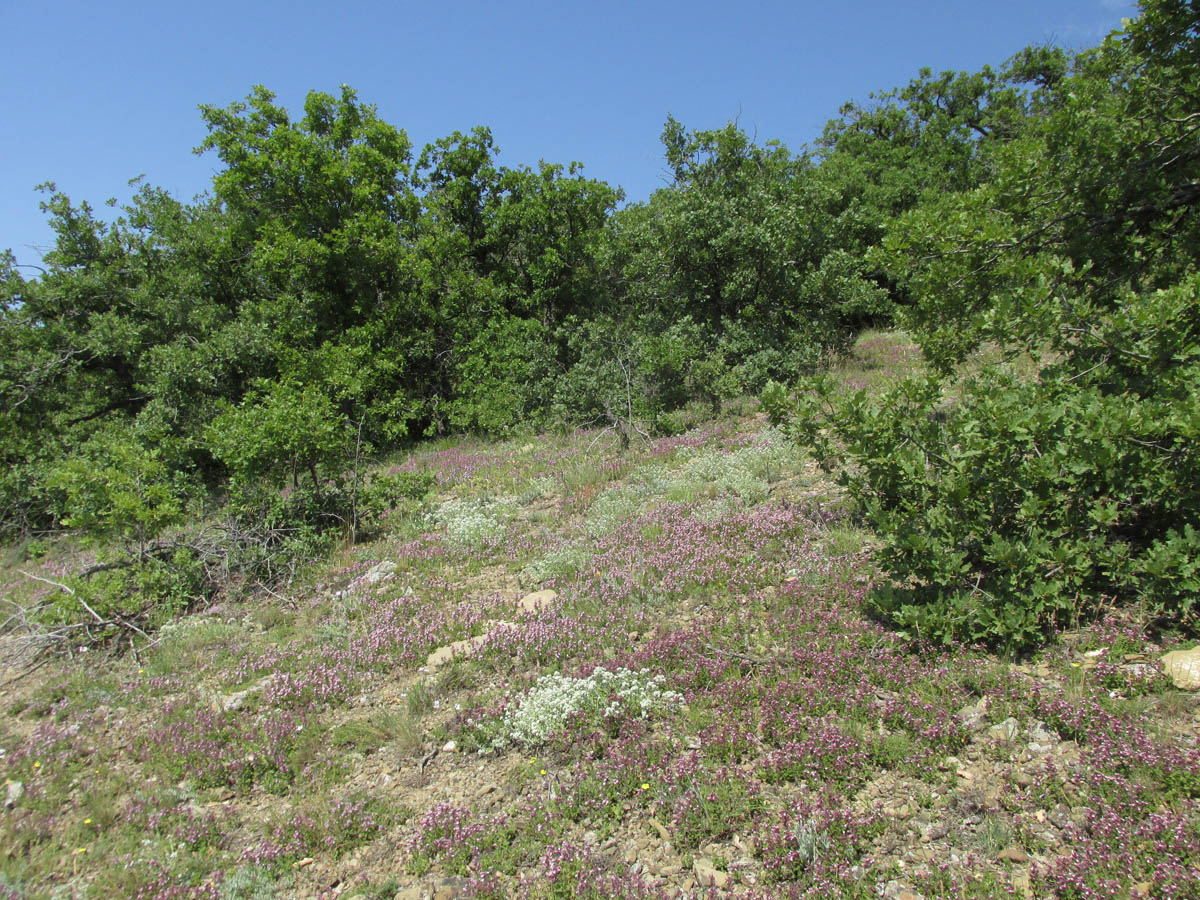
[5,0,1196,651]
[768,0,1200,649]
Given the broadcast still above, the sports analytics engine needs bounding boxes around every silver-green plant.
[489,667,682,751]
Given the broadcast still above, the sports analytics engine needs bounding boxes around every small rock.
[1011,871,1033,900]
[1012,771,1034,788]
[1028,722,1057,745]
[5,780,23,809]
[1161,646,1200,690]
[648,817,671,842]
[441,740,457,754]
[217,688,254,712]
[881,880,926,900]
[692,857,730,889]
[988,717,1021,742]
[997,846,1028,863]
[426,633,490,669]
[919,822,948,843]
[215,674,278,712]
[956,697,989,731]
[431,876,470,900]
[582,830,599,846]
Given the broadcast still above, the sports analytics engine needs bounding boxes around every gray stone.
[1028,721,1057,745]
[215,674,278,712]
[4,780,22,809]
[881,881,926,900]
[361,560,397,586]
[956,696,989,731]
[988,717,1020,742]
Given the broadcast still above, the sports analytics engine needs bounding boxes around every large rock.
[214,673,280,712]
[692,857,730,889]
[425,633,490,669]
[517,589,557,614]
[1162,646,1200,690]
[360,560,397,586]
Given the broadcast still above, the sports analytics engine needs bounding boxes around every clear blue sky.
[2,0,1137,269]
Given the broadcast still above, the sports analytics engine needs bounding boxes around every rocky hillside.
[1,334,1198,900]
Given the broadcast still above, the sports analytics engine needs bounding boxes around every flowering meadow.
[1,334,1197,899]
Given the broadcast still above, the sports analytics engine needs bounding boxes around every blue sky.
[2,0,1137,269]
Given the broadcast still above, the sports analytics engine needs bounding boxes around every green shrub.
[765,353,1199,652]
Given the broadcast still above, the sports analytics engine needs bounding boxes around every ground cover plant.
[1,331,1197,900]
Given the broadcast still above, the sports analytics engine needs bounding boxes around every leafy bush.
[354,471,435,538]
[208,382,349,493]
[765,355,1199,652]
[47,431,185,552]
[446,315,558,434]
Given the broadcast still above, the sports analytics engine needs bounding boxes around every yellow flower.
[640,783,650,790]
[73,847,88,855]
[83,818,93,825]
[540,769,547,776]
[32,761,40,769]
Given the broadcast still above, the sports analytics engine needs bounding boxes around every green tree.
[770,0,1200,648]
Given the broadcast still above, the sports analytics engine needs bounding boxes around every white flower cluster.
[491,667,682,751]
[431,496,518,548]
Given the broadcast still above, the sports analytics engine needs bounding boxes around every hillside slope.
[1,334,1197,900]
